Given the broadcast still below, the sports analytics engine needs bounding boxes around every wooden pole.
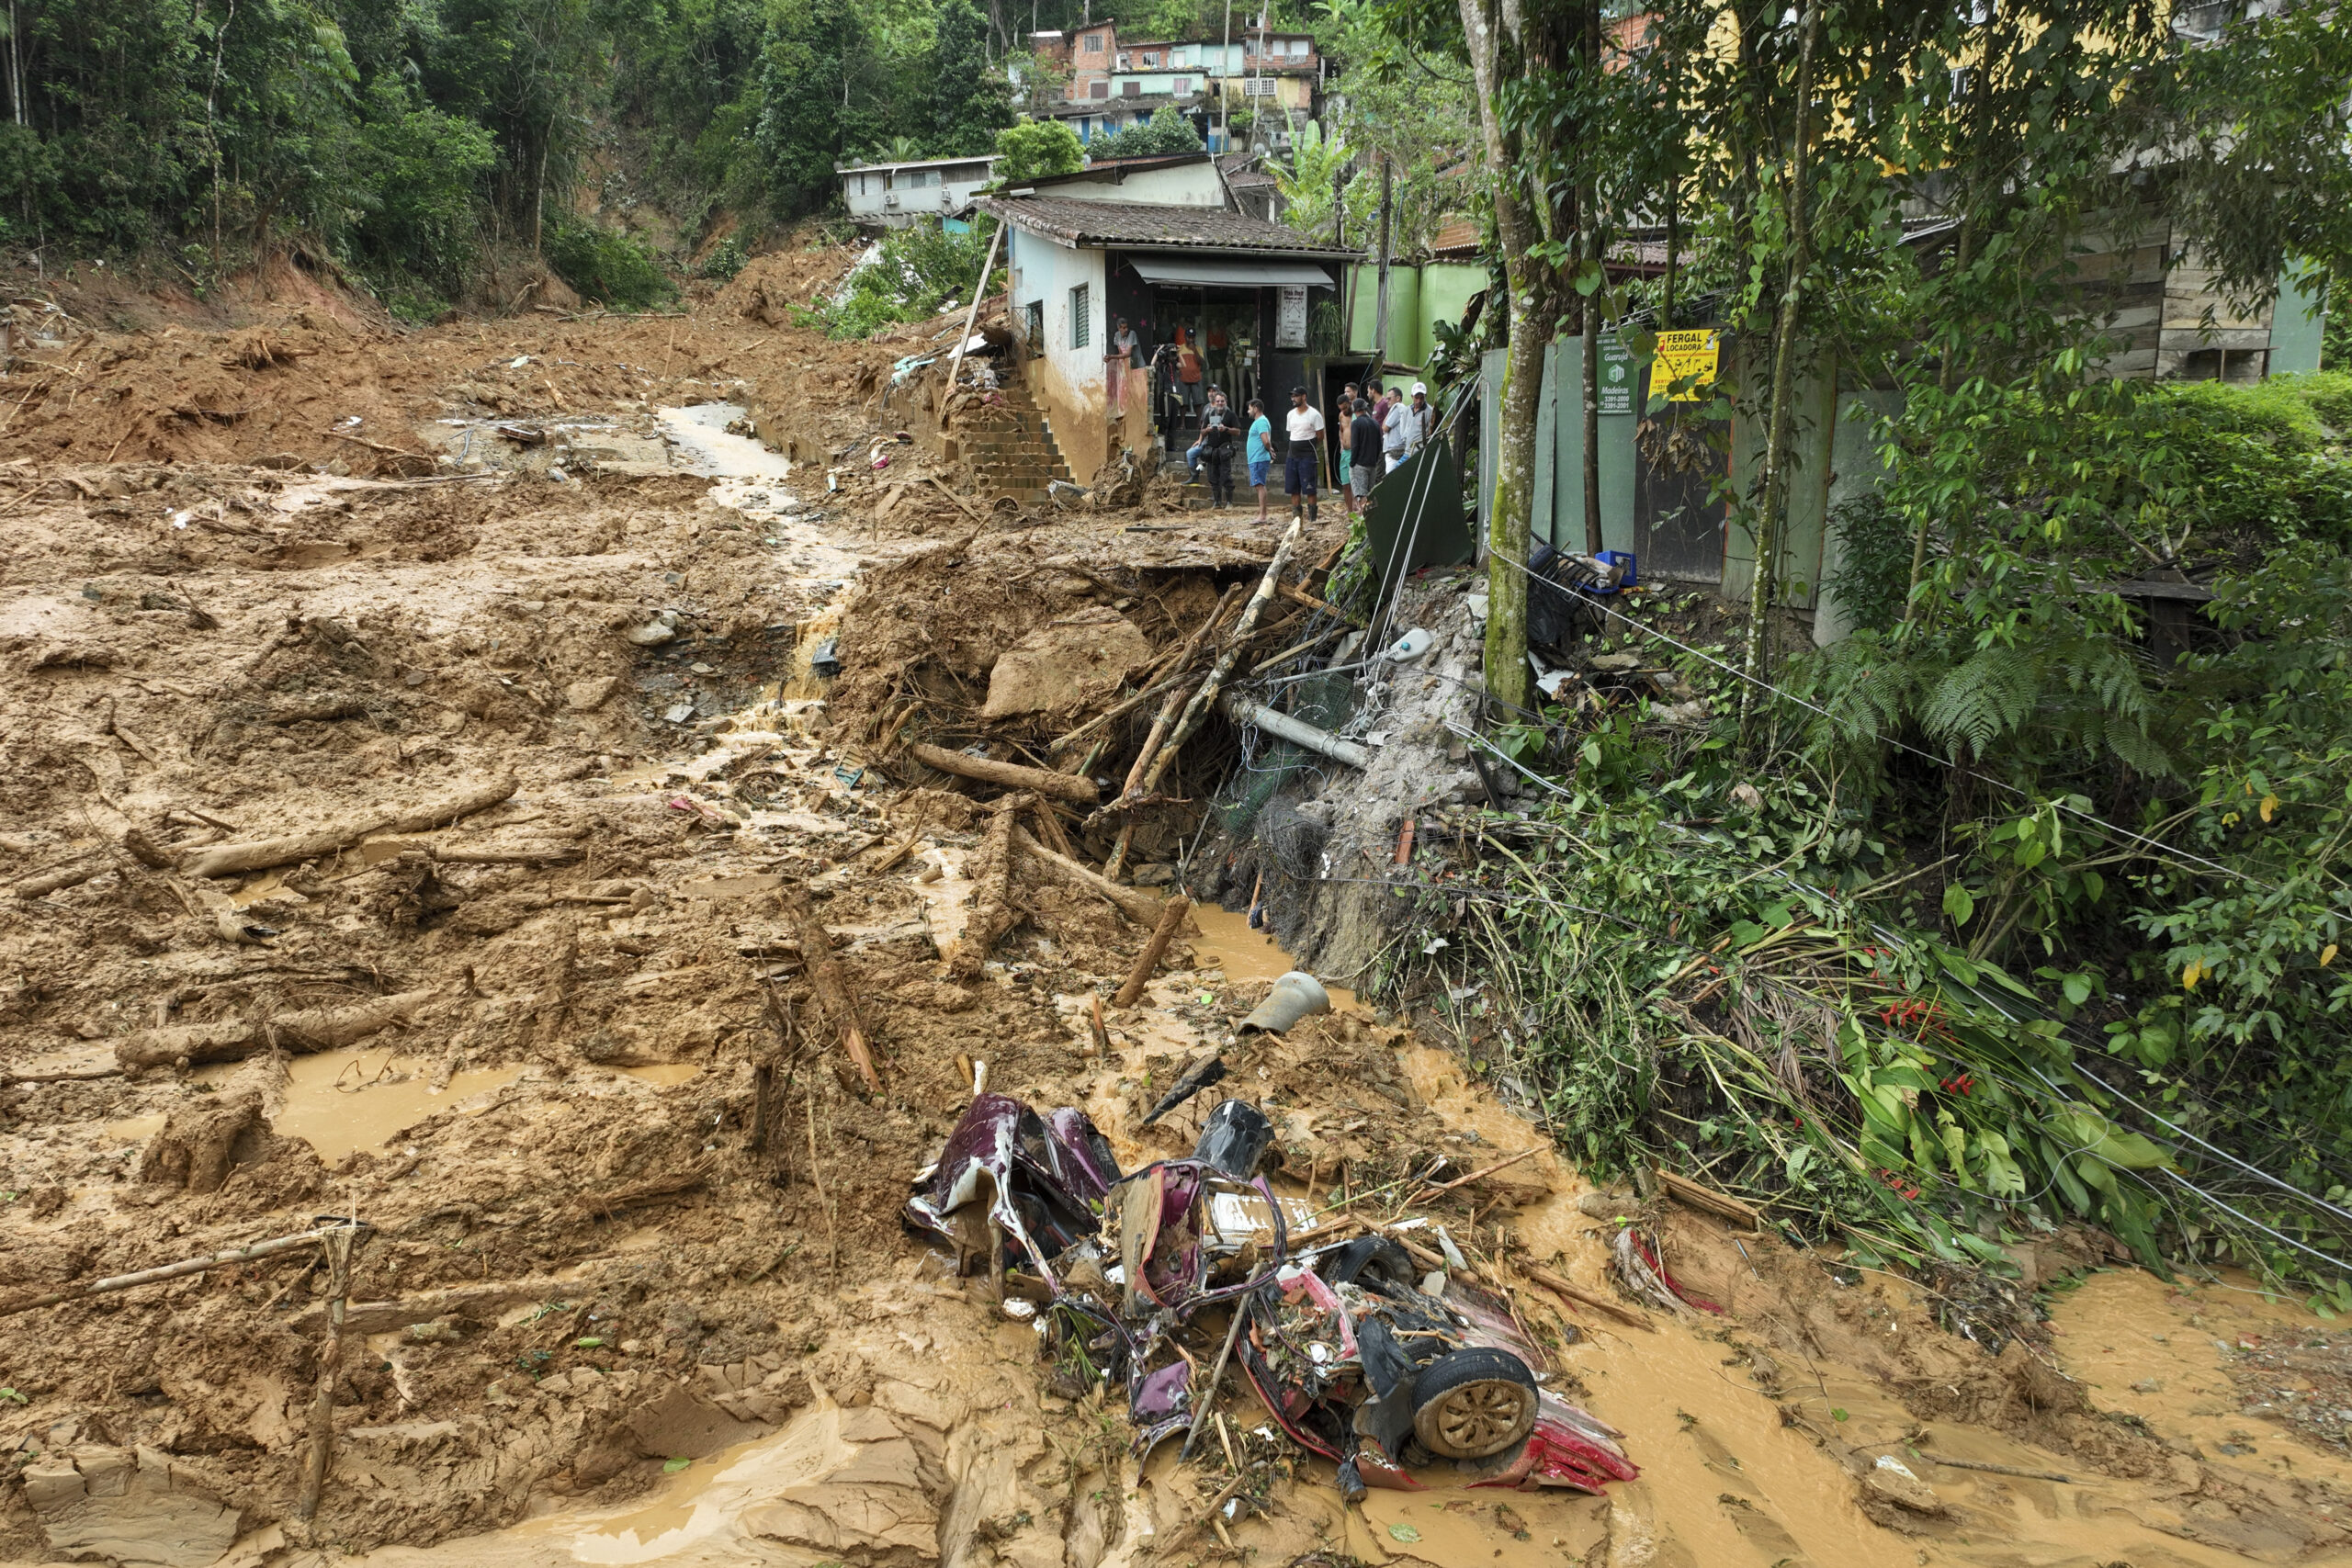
[295,1224,359,1521]
[1114,894,1191,1007]
[944,220,1005,391]
[0,1224,349,1317]
[906,743,1099,803]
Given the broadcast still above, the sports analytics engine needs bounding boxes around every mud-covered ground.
[3,264,2350,1568]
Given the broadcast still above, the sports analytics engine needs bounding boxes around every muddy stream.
[350,886,2352,1568]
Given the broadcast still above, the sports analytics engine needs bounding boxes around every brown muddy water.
[325,915,2352,1568]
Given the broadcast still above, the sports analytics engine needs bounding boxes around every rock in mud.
[1861,1454,1947,1515]
[566,674,623,710]
[628,613,681,647]
[977,605,1150,721]
[21,1444,241,1567]
[742,1404,945,1567]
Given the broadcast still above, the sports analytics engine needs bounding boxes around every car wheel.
[1410,1347,1539,1460]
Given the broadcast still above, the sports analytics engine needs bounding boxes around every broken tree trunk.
[296,1224,360,1522]
[111,989,435,1069]
[0,1224,358,1318]
[904,744,1098,804]
[1126,519,1301,807]
[1050,584,1245,759]
[178,775,517,878]
[9,851,120,899]
[1010,827,1160,925]
[1102,519,1303,878]
[952,795,1031,981]
[778,885,880,1092]
[1114,894,1192,1008]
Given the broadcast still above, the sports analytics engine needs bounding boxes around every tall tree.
[932,0,1013,156]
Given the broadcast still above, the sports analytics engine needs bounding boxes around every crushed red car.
[904,1092,1637,1499]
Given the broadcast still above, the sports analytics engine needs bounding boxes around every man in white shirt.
[1283,385,1325,525]
[1383,381,1434,473]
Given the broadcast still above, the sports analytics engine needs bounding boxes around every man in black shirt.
[1347,398,1383,516]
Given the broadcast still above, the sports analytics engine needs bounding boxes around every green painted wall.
[1812,390,1903,645]
[1543,336,1637,555]
[1723,338,1837,609]
[1477,340,1636,554]
[2271,264,2328,378]
[1346,261,1486,370]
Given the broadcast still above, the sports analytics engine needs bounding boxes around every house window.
[1172,76,1190,94]
[1069,284,1091,350]
[1085,32,1103,51]
[1121,79,1140,96]
[1023,299,1044,353]
[1245,76,1274,96]
[1090,79,1109,97]
[1116,51,1130,68]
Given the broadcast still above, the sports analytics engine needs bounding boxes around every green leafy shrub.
[2272,370,2352,435]
[544,217,675,310]
[992,119,1083,185]
[1089,105,1203,162]
[698,236,750,281]
[791,218,999,339]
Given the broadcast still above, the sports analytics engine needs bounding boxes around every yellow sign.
[1654,329,1721,401]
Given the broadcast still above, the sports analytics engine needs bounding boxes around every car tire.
[1410,1347,1539,1460]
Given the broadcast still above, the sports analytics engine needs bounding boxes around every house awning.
[1124,255,1338,288]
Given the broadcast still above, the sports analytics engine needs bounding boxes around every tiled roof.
[978,195,1358,255]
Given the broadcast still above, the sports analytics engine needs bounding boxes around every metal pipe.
[1222,693,1370,766]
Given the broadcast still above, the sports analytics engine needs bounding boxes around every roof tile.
[978,195,1358,255]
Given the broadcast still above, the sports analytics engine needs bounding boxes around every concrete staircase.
[948,384,1075,503]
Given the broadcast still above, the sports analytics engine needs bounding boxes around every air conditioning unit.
[885,193,901,209]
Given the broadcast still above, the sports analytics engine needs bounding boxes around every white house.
[974,154,1358,487]
[839,156,1000,229]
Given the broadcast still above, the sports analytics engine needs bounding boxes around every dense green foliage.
[1332,0,2352,1306]
[791,216,999,337]
[1085,104,1204,161]
[0,0,1035,309]
[991,120,1085,184]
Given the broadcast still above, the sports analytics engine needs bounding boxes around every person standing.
[1186,388,1230,476]
[1283,384,1325,525]
[1334,381,1361,501]
[1348,398,1383,517]
[1245,398,1273,522]
[1384,381,1434,474]
[1108,317,1138,400]
[1176,328,1204,415]
[1197,400,1237,508]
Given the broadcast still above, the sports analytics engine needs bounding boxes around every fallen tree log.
[9,851,119,899]
[0,1224,359,1319]
[1521,1260,1655,1332]
[1011,828,1161,926]
[1114,895,1191,1008]
[778,886,880,1092]
[905,744,1098,805]
[952,795,1030,981]
[178,775,517,878]
[112,990,434,1068]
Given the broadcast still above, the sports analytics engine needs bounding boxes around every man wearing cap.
[1383,381,1434,474]
[1282,385,1325,524]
